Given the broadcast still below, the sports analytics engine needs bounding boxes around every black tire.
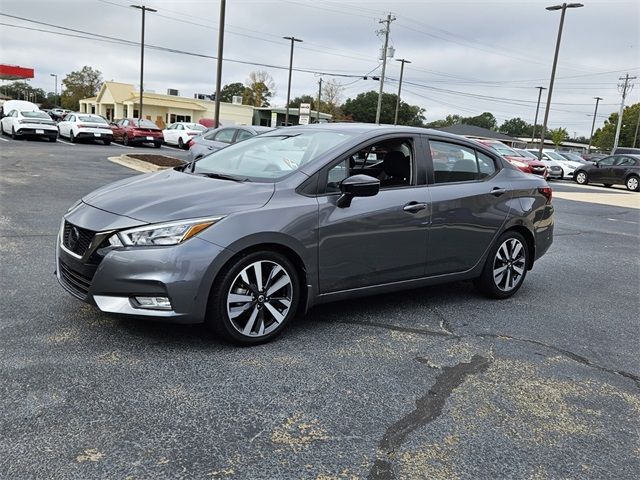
[0,123,4,135]
[575,170,588,185]
[154,142,162,149]
[11,127,18,140]
[69,131,76,143]
[474,231,529,299]
[178,137,184,149]
[603,184,613,188]
[626,175,640,192]
[123,135,130,146]
[103,139,111,145]
[48,136,57,143]
[207,250,300,345]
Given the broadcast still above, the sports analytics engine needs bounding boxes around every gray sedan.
[188,125,274,161]
[56,124,554,345]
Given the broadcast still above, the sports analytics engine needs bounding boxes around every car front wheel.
[123,135,130,146]
[575,171,588,185]
[178,137,184,149]
[474,231,529,299]
[626,175,639,192]
[207,251,300,345]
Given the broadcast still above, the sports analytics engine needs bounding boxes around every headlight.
[112,216,224,247]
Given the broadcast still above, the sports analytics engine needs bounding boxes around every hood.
[82,169,275,223]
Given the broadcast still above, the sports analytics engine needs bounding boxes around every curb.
[108,154,167,173]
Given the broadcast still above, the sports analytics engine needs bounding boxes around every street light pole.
[50,73,58,107]
[538,2,583,159]
[394,58,411,125]
[283,36,303,127]
[587,96,602,153]
[214,0,226,128]
[531,86,546,143]
[131,4,157,123]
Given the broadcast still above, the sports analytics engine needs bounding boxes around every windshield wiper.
[196,171,249,182]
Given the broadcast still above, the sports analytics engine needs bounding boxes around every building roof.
[80,96,97,102]
[255,106,332,119]
[122,93,207,111]
[434,124,520,143]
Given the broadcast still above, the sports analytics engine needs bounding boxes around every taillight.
[538,186,552,203]
[187,139,195,148]
[76,124,88,129]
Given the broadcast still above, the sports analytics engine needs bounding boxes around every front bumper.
[55,211,230,324]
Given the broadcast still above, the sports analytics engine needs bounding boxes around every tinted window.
[136,120,159,128]
[431,141,478,183]
[477,151,497,178]
[77,115,107,124]
[615,156,635,166]
[22,111,51,119]
[236,130,254,142]
[598,156,616,166]
[214,129,236,143]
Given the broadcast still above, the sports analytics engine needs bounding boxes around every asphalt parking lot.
[1,137,639,479]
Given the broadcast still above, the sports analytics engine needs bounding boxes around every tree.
[219,82,245,103]
[1,81,49,105]
[462,112,497,130]
[60,66,103,110]
[322,79,344,119]
[288,95,316,109]
[424,114,462,128]
[549,127,569,147]
[499,117,533,137]
[242,70,275,107]
[593,103,640,151]
[341,90,425,126]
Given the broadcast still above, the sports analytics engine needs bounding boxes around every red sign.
[0,65,35,80]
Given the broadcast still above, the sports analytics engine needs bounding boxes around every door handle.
[403,201,428,213]
[491,187,507,197]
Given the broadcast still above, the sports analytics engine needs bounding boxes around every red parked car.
[110,118,163,148]
[476,139,548,179]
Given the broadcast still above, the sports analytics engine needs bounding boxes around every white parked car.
[57,113,113,144]
[0,100,58,142]
[526,149,566,179]
[541,150,583,178]
[162,122,206,149]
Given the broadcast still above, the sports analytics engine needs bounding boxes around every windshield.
[193,130,355,181]
[560,152,583,162]
[135,120,159,129]
[487,142,518,156]
[545,151,566,161]
[21,111,51,119]
[78,115,107,123]
[516,149,538,159]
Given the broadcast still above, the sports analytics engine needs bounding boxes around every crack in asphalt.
[334,319,453,338]
[367,355,491,480]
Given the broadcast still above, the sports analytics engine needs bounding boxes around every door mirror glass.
[337,174,380,208]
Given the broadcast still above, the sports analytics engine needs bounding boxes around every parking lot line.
[56,139,76,146]
[110,142,134,149]
[0,137,9,142]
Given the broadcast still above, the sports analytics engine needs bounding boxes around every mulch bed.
[127,154,186,167]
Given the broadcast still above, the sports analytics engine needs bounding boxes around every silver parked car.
[188,125,274,161]
[56,124,554,345]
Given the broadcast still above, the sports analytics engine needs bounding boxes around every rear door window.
[214,128,236,143]
[428,140,497,183]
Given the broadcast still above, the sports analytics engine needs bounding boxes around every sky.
[1,0,638,136]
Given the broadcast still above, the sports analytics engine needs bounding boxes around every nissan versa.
[56,124,554,345]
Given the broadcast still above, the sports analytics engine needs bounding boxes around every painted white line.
[0,137,9,142]
[56,139,76,146]
[110,142,134,149]
[607,218,638,225]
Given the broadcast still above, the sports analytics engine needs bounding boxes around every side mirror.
[336,174,380,208]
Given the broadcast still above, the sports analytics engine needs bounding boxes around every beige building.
[79,82,254,128]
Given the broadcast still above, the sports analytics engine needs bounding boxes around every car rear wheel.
[207,251,300,345]
[69,131,76,143]
[178,137,184,149]
[154,142,162,148]
[575,171,588,185]
[626,175,639,192]
[48,136,57,143]
[474,231,528,299]
[103,139,111,145]
[123,135,130,146]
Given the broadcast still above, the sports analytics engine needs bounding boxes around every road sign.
[299,103,311,115]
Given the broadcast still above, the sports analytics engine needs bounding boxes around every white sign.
[298,115,310,125]
[299,103,311,115]
[270,112,278,127]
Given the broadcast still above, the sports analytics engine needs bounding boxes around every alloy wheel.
[492,238,526,292]
[226,260,293,337]
[626,176,639,192]
[575,171,587,184]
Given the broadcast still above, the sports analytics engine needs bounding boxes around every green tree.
[593,103,640,151]
[60,66,103,110]
[462,112,497,130]
[288,95,316,109]
[425,114,462,128]
[499,117,533,137]
[1,81,48,104]
[341,90,425,126]
[549,127,569,147]
[242,70,275,107]
[219,82,246,103]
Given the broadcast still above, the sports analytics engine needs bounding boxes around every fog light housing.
[132,296,172,310]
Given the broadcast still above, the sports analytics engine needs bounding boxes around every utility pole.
[394,58,411,125]
[633,107,640,148]
[531,86,546,143]
[612,73,636,153]
[538,2,583,159]
[587,96,602,153]
[214,0,226,128]
[50,73,58,107]
[283,36,303,126]
[317,77,322,123]
[375,13,396,125]
[131,4,157,123]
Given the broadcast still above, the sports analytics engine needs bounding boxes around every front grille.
[59,260,94,298]
[62,221,95,256]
